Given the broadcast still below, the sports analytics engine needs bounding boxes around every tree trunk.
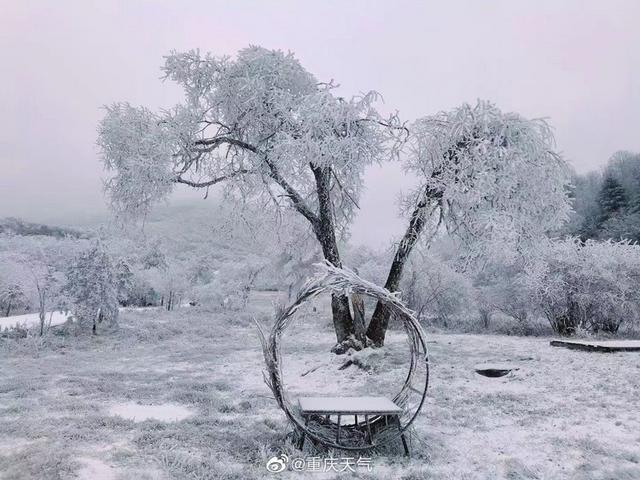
[5,300,11,317]
[351,292,366,345]
[479,308,491,329]
[367,188,437,346]
[310,163,354,344]
[38,290,46,337]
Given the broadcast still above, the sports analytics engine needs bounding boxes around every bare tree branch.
[186,135,320,225]
[174,168,251,188]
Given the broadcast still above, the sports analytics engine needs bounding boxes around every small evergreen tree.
[598,176,627,219]
[627,183,640,215]
[114,258,134,306]
[65,242,119,334]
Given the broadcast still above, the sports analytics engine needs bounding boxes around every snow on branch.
[405,100,572,261]
[98,46,403,232]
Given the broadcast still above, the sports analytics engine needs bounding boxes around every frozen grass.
[0,292,639,479]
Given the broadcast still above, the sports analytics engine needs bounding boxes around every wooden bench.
[297,396,409,455]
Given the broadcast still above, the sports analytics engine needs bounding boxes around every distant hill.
[0,217,90,239]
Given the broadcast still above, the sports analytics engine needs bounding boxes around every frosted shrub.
[402,254,475,327]
[0,234,82,335]
[345,246,390,287]
[193,262,264,312]
[528,238,640,335]
[473,259,537,331]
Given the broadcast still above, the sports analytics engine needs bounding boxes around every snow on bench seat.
[298,396,402,415]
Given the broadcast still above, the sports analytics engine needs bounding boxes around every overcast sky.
[1,0,639,247]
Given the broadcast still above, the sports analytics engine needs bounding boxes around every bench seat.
[298,396,402,416]
[296,396,409,455]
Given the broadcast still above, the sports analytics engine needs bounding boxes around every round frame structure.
[258,263,430,451]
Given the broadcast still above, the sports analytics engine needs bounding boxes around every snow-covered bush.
[192,260,264,311]
[122,275,158,307]
[527,238,640,335]
[473,258,537,331]
[0,272,28,317]
[344,245,390,287]
[0,234,82,335]
[64,242,119,333]
[401,253,475,327]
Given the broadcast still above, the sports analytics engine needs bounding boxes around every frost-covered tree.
[0,274,27,317]
[367,101,572,345]
[603,150,640,205]
[65,242,119,334]
[98,46,402,344]
[156,259,191,311]
[571,151,640,241]
[597,176,627,220]
[0,235,76,335]
[568,170,602,240]
[114,258,134,305]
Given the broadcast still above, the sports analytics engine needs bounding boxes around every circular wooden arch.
[258,263,430,451]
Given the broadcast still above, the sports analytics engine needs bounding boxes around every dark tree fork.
[367,186,442,345]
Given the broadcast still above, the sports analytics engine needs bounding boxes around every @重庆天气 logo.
[266,454,373,473]
[265,453,289,473]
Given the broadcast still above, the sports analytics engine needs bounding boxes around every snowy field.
[1,292,639,480]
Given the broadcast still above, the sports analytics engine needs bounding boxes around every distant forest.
[0,217,89,239]
[568,151,640,243]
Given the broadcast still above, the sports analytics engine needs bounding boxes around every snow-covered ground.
[0,310,70,330]
[0,292,638,479]
[107,402,194,423]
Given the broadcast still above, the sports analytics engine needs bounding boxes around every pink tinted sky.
[1,0,639,247]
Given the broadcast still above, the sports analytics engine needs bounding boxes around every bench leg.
[395,416,409,457]
[298,415,309,450]
[365,414,373,445]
